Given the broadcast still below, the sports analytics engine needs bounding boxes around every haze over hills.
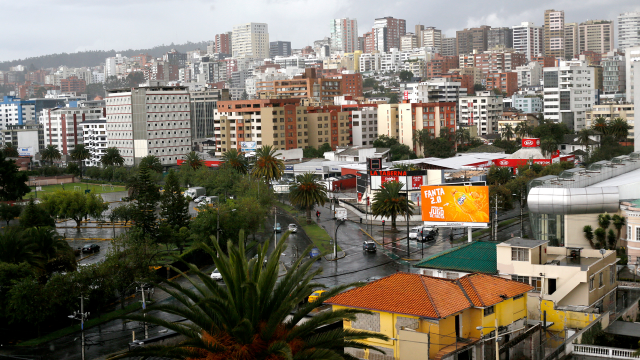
[0,40,211,71]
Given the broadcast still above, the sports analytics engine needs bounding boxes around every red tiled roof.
[326,272,533,319]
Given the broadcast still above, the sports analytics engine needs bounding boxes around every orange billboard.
[421,185,490,226]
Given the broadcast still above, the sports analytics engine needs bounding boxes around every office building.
[345,106,378,146]
[601,54,626,95]
[79,119,107,167]
[41,106,104,156]
[60,76,86,95]
[256,68,358,103]
[512,22,543,61]
[1,124,43,154]
[421,27,442,50]
[190,88,230,145]
[564,22,579,60]
[397,102,457,152]
[458,91,504,135]
[425,54,458,79]
[515,61,543,87]
[510,94,543,113]
[371,17,406,52]
[0,96,36,130]
[618,12,640,51]
[441,37,457,57]
[232,22,269,60]
[544,9,565,59]
[415,25,424,47]
[625,47,640,104]
[269,41,292,58]
[488,27,513,49]
[456,26,490,55]
[408,79,467,103]
[578,20,614,54]
[485,72,518,96]
[105,85,192,166]
[214,32,232,54]
[400,33,418,50]
[543,60,596,131]
[330,18,359,53]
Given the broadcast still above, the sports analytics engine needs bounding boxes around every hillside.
[0,40,211,71]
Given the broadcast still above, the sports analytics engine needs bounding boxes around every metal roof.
[414,241,497,274]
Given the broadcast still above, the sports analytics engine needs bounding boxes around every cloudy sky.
[2,0,639,62]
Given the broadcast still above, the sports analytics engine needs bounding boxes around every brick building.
[485,72,518,96]
[425,54,458,79]
[60,76,86,95]
[256,68,352,103]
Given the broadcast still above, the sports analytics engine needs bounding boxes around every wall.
[540,299,604,332]
[564,213,603,248]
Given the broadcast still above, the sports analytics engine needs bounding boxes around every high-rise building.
[456,26,490,55]
[400,33,418,50]
[372,17,406,52]
[232,23,269,60]
[330,18,359,53]
[544,9,565,59]
[577,20,614,54]
[42,106,104,156]
[190,88,230,145]
[564,23,579,60]
[105,85,192,166]
[626,47,640,104]
[79,119,107,167]
[363,32,375,53]
[543,60,596,131]
[421,27,442,50]
[515,61,543,87]
[415,25,425,47]
[601,54,626,95]
[512,22,543,61]
[60,76,86,95]
[215,32,232,54]
[269,41,292,58]
[441,37,457,57]
[458,91,503,135]
[488,27,513,49]
[619,12,640,51]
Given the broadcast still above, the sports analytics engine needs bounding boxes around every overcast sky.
[2,0,640,62]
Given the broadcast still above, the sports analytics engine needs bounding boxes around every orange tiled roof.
[326,272,533,319]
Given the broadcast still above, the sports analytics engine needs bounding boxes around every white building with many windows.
[515,61,542,87]
[458,91,504,135]
[543,60,596,131]
[349,107,379,146]
[80,119,107,167]
[232,23,269,60]
[40,106,104,156]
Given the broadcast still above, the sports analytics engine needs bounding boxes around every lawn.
[277,202,339,253]
[25,183,127,199]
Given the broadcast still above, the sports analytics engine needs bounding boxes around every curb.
[324,251,347,261]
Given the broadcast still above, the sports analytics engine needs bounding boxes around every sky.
[1,0,640,62]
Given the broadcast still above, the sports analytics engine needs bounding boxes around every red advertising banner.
[412,176,423,189]
[357,193,363,202]
[382,176,399,185]
[404,91,409,100]
[522,138,540,147]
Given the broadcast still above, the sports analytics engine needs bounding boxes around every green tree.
[532,120,571,144]
[70,144,91,179]
[363,77,376,88]
[127,167,161,235]
[182,151,204,171]
[540,138,558,157]
[2,142,19,157]
[610,118,631,142]
[594,227,606,249]
[303,143,333,158]
[34,86,46,98]
[474,84,486,92]
[492,139,519,154]
[607,229,617,250]
[591,117,608,135]
[19,198,55,228]
[66,162,81,177]
[583,225,595,248]
[40,145,61,166]
[139,155,163,172]
[598,213,612,230]
[289,172,328,224]
[160,169,190,229]
[251,145,284,184]
[423,137,455,158]
[221,148,248,174]
[373,134,399,148]
[112,236,388,359]
[0,203,21,226]
[502,124,515,141]
[101,147,125,167]
[371,181,414,231]
[487,166,512,185]
[6,278,52,337]
[125,71,146,87]
[399,70,414,82]
[41,190,109,227]
[612,214,626,246]
[0,153,30,201]
[577,128,595,162]
[110,202,136,225]
[0,227,42,268]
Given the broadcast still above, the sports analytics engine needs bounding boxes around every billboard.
[18,147,34,156]
[240,141,257,152]
[521,138,540,148]
[421,185,489,227]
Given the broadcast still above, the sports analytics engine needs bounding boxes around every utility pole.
[68,294,89,360]
[136,285,149,339]
[274,208,277,246]
[520,186,525,238]
[494,193,498,242]
[406,172,410,259]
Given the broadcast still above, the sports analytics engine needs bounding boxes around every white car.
[194,196,206,204]
[210,268,222,281]
[408,226,438,240]
[288,224,298,233]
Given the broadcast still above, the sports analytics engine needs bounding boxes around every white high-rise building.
[41,107,104,156]
[515,61,543,87]
[231,23,269,60]
[104,54,126,78]
[543,60,595,131]
[618,12,640,51]
[626,47,640,104]
[421,27,442,50]
[80,119,107,167]
[105,85,192,166]
[330,18,358,53]
[458,91,504,135]
[512,22,543,61]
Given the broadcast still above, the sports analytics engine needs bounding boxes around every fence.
[573,344,640,359]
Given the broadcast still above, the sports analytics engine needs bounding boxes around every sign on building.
[240,141,257,152]
[18,147,34,156]
[420,185,489,227]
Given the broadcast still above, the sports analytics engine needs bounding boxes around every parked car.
[409,226,439,240]
[274,223,282,232]
[194,195,206,203]
[210,268,222,281]
[308,289,327,303]
[288,224,298,233]
[361,276,383,283]
[82,244,100,253]
[252,254,268,265]
[363,240,377,252]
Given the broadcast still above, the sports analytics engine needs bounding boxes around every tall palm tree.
[289,172,328,224]
[183,151,204,170]
[251,145,284,184]
[40,145,61,166]
[25,226,74,262]
[371,180,414,231]
[70,144,91,179]
[610,118,631,142]
[101,147,125,167]
[111,235,388,359]
[591,117,608,135]
[515,122,526,140]
[577,128,594,162]
[0,227,43,268]
[221,148,249,174]
[540,139,558,157]
[503,124,515,141]
[612,214,626,248]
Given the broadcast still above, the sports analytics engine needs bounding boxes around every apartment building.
[269,41,291,58]
[456,26,490,55]
[515,61,543,87]
[79,119,107,167]
[471,51,527,77]
[601,54,626,95]
[618,12,640,51]
[510,94,543,114]
[543,60,596,131]
[441,37,457,57]
[533,55,557,68]
[458,91,504,135]
[485,72,518,96]
[409,79,467,103]
[1,124,43,154]
[626,47,640,104]
[425,54,458,79]
[544,9,566,59]
[60,76,86,95]
[105,85,191,166]
[421,27,442,50]
[578,20,614,54]
[345,106,378,146]
[371,17,406,52]
[41,106,104,156]
[330,18,359,53]
[214,32,232,54]
[256,68,355,102]
[398,102,457,152]
[586,103,634,139]
[358,52,381,72]
[0,96,36,130]
[190,88,230,145]
[232,22,269,60]
[448,67,483,85]
[400,33,417,51]
[498,112,539,137]
[512,22,543,61]
[488,27,513,49]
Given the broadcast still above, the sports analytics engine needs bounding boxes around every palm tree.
[577,128,594,163]
[540,139,558,157]
[591,117,608,135]
[25,227,74,262]
[515,122,527,140]
[111,235,388,359]
[371,181,414,231]
[40,145,61,166]
[289,172,328,224]
[598,213,611,230]
[0,227,42,268]
[183,151,204,170]
[455,129,470,146]
[251,145,284,184]
[70,144,91,179]
[101,147,125,167]
[583,225,595,248]
[503,124,515,141]
[610,118,631,142]
[612,214,626,248]
[139,155,163,172]
[221,148,248,174]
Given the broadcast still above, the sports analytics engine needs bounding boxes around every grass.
[277,202,339,253]
[18,302,142,347]
[25,183,126,199]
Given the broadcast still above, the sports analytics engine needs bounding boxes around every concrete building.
[512,22,544,61]
[425,54,458,79]
[485,72,518,96]
[618,12,640,51]
[105,85,191,166]
[1,124,43,154]
[601,54,626,95]
[0,96,36,130]
[470,51,527,77]
[60,76,86,95]
[543,60,596,131]
[395,102,457,153]
[400,33,418,51]
[79,119,107,167]
[564,22,579,60]
[488,27,513,49]
[256,68,357,103]
[347,106,379,146]
[498,112,540,137]
[232,22,269,60]
[515,61,543,87]
[371,17,406,52]
[408,79,467,103]
[456,26,490,55]
[190,88,230,146]
[458,91,504,135]
[420,27,441,50]
[577,20,614,54]
[510,94,543,114]
[544,9,566,59]
[625,46,640,104]
[586,103,634,139]
[269,41,291,58]
[441,37,457,57]
[330,18,358,53]
[41,106,104,156]
[214,32,232,54]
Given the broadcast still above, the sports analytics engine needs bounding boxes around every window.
[599,273,604,288]
[511,247,529,261]
[484,306,495,316]
[589,276,595,291]
[511,275,529,284]
[610,265,616,284]
[627,225,632,240]
[531,277,542,292]
[636,227,640,241]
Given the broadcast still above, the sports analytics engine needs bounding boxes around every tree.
[290,172,328,224]
[371,181,414,231]
[19,198,55,228]
[583,225,595,248]
[612,214,626,246]
[399,70,414,82]
[101,147,125,167]
[456,129,471,146]
[110,203,136,225]
[474,84,486,92]
[591,117,608,135]
[610,118,631,142]
[112,236,388,359]
[40,145,61,166]
[139,155,163,172]
[607,229,617,250]
[487,166,512,185]
[25,226,75,271]
[34,86,46,98]
[594,227,606,249]
[70,144,91,179]
[502,124,515,141]
[66,162,81,177]
[598,213,611,230]
[127,167,161,235]
[577,128,594,162]
[0,153,30,201]
[221,148,248,174]
[86,83,105,100]
[492,139,519,154]
[182,151,204,171]
[160,170,190,229]
[251,145,284,184]
[41,190,109,227]
[0,203,21,226]
[540,139,558,157]
[532,120,571,144]
[125,71,146,87]
[0,227,42,268]
[423,137,455,158]
[6,278,52,337]
[363,77,376,88]
[303,143,333,158]
[373,134,399,148]
[2,142,19,157]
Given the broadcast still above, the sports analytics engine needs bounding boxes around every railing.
[573,344,639,359]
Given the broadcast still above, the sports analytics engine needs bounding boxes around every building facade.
[488,27,513,49]
[577,20,614,54]
[41,106,104,156]
[458,91,504,135]
[618,12,640,51]
[330,18,358,53]
[190,88,230,145]
[543,61,596,131]
[512,22,544,61]
[79,119,107,167]
[232,22,269,60]
[371,17,406,52]
[544,9,566,59]
[269,41,292,58]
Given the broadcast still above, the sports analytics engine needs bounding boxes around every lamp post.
[476,318,500,360]
[334,219,345,259]
[68,294,89,360]
[382,220,385,248]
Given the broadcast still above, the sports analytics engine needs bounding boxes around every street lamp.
[334,219,346,259]
[477,319,500,360]
[382,220,385,248]
[68,294,90,360]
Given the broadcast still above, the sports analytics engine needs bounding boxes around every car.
[409,226,439,240]
[361,276,383,283]
[194,195,206,203]
[252,254,268,265]
[421,230,437,242]
[363,240,377,252]
[308,289,327,303]
[274,223,282,232]
[82,244,100,253]
[288,224,298,233]
[210,268,222,281]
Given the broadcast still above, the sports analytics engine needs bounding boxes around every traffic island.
[324,251,346,261]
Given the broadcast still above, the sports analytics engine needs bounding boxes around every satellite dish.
[599,249,606,257]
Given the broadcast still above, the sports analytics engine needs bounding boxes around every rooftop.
[414,241,497,274]
[326,272,532,319]
[497,237,548,248]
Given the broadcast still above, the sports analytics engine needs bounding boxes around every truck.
[184,187,206,199]
[335,207,348,220]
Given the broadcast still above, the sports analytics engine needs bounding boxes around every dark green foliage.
[127,167,161,236]
[289,172,328,223]
[66,162,80,177]
[423,137,455,158]
[492,139,519,154]
[302,143,333,158]
[531,119,572,144]
[371,181,414,230]
[399,70,414,82]
[138,155,163,173]
[0,153,30,201]
[594,228,606,249]
[110,203,136,225]
[19,198,55,228]
[160,170,190,229]
[589,135,634,164]
[0,203,22,225]
[488,166,512,186]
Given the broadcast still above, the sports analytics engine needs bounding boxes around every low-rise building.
[415,241,497,278]
[510,94,543,114]
[0,124,43,155]
[586,103,634,140]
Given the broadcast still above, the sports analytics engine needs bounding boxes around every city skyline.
[1,0,639,62]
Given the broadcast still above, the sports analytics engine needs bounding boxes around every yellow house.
[326,272,533,360]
